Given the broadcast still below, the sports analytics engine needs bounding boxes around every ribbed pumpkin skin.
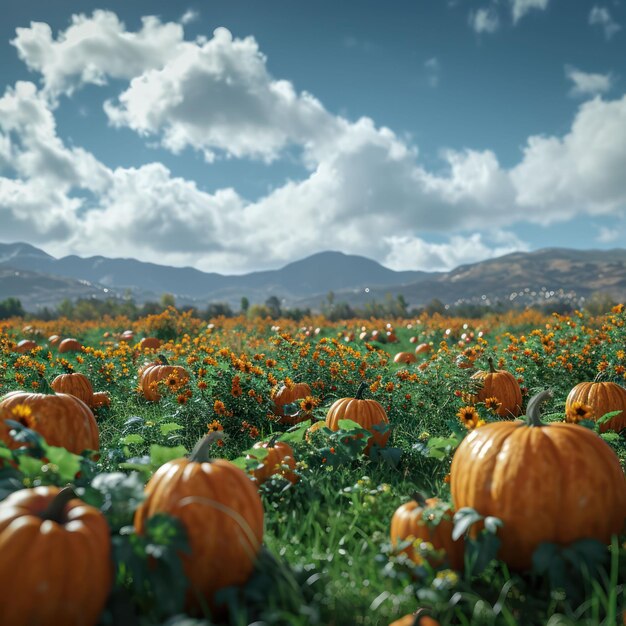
[140,364,190,401]
[58,338,82,353]
[51,372,95,407]
[272,382,312,424]
[134,457,264,608]
[565,381,626,433]
[139,337,162,351]
[0,391,99,454]
[390,498,464,570]
[325,396,390,451]
[247,440,297,484]
[450,420,626,570]
[0,487,112,626]
[16,339,37,353]
[469,366,522,418]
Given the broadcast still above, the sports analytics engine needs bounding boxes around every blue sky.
[1,0,625,273]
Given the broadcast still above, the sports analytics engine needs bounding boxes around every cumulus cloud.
[565,65,613,98]
[180,9,199,25]
[11,10,184,97]
[2,11,626,274]
[469,8,500,34]
[511,0,550,23]
[589,6,621,40]
[384,231,529,272]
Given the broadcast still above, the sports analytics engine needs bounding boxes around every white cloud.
[565,65,613,98]
[589,6,621,40]
[511,0,550,23]
[469,8,500,34]
[11,10,185,97]
[596,225,620,243]
[180,9,199,25]
[3,11,626,274]
[384,231,529,272]
[424,57,441,87]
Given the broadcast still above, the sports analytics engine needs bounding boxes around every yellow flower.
[483,396,501,412]
[565,401,594,424]
[207,420,223,433]
[457,406,480,430]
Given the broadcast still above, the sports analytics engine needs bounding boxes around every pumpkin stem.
[593,370,606,383]
[525,390,553,427]
[268,433,280,447]
[355,381,369,400]
[157,354,170,366]
[188,431,223,462]
[410,492,428,508]
[40,487,75,524]
[37,373,55,395]
[487,356,497,374]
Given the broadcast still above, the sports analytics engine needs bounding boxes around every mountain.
[2,242,626,312]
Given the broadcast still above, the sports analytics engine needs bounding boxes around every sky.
[1,0,625,274]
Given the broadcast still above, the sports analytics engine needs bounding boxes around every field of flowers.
[0,306,625,626]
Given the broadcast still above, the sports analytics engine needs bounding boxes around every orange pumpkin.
[394,352,417,365]
[414,343,431,355]
[58,338,83,353]
[305,420,327,443]
[389,611,440,626]
[92,391,111,408]
[15,339,37,354]
[48,334,61,348]
[139,336,162,351]
[272,382,312,425]
[140,356,190,402]
[468,357,522,418]
[565,379,626,433]
[325,382,390,452]
[51,371,94,407]
[390,494,464,571]
[247,435,298,484]
[134,434,264,610]
[0,486,112,626]
[0,390,99,454]
[450,390,626,570]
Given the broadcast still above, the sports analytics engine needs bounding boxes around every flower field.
[0,306,625,626]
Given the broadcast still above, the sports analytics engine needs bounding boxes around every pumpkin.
[325,382,390,452]
[16,339,37,353]
[272,381,312,425]
[246,435,298,484]
[51,370,94,407]
[414,343,431,355]
[139,336,162,351]
[134,434,264,609]
[58,338,83,353]
[468,357,522,418]
[0,390,99,454]
[565,379,626,433]
[0,486,112,626]
[92,391,111,408]
[394,352,417,365]
[450,390,626,570]
[390,494,464,571]
[140,355,190,402]
[305,420,327,443]
[389,611,440,626]
[48,334,61,348]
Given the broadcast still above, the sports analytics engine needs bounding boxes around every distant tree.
[424,298,447,316]
[584,292,617,316]
[0,297,25,319]
[265,295,282,318]
[240,296,249,314]
[204,303,233,319]
[160,293,176,308]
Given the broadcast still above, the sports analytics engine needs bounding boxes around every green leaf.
[17,455,44,476]
[452,507,483,541]
[278,422,311,443]
[120,434,144,445]
[149,444,187,470]
[44,445,82,482]
[160,422,183,436]
[532,542,561,574]
[337,419,364,431]
[597,410,622,425]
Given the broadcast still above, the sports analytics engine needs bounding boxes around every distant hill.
[2,242,626,312]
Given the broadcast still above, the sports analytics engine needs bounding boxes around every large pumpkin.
[134,434,264,609]
[390,494,464,571]
[58,338,83,353]
[0,390,99,454]
[468,357,522,418]
[51,371,95,407]
[325,382,390,452]
[16,339,37,354]
[272,381,312,425]
[0,486,112,626]
[450,390,626,570]
[565,379,626,433]
[140,356,190,402]
[246,435,297,485]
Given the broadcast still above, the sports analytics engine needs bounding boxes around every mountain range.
[1,242,626,312]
